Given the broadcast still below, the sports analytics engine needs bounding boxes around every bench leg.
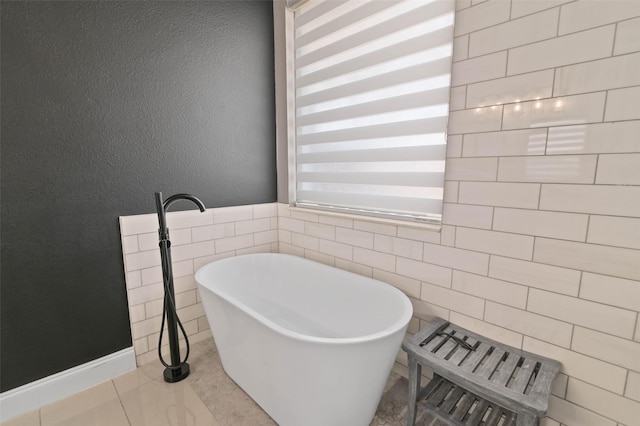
[406,356,422,426]
[516,413,538,426]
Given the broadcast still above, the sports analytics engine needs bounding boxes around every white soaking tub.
[195,253,413,426]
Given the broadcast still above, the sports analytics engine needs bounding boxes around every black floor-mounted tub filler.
[154,192,206,383]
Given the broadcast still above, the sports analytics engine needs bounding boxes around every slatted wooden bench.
[402,318,561,426]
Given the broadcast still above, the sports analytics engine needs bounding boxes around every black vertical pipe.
[155,192,190,382]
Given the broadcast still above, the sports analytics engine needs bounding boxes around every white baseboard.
[0,347,136,423]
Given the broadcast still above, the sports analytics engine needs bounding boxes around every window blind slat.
[296,1,454,72]
[297,117,448,146]
[296,58,452,109]
[296,87,451,127]
[297,134,446,154]
[296,27,454,90]
[296,0,397,50]
[295,0,368,34]
[298,144,446,163]
[297,171,445,187]
[296,192,444,218]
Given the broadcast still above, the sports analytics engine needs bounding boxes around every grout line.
[489,205,495,230]
[602,90,609,123]
[536,181,543,210]
[584,214,591,244]
[577,269,584,300]
[612,22,619,57]
[442,176,634,187]
[465,33,470,59]
[117,388,133,426]
[544,127,549,156]
[568,322,576,355]
[466,21,617,66]
[451,117,640,140]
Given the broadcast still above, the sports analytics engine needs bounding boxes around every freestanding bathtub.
[195,253,413,426]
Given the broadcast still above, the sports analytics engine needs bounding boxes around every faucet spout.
[155,192,206,241]
[163,193,206,213]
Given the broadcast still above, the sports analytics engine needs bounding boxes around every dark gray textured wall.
[1,0,276,392]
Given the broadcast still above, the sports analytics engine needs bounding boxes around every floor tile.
[1,411,40,426]
[119,378,219,426]
[40,381,128,426]
[113,362,161,395]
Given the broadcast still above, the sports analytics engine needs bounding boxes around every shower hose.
[157,239,190,372]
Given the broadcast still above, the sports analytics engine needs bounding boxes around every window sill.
[286,205,442,233]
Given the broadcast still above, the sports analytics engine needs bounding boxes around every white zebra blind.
[291,0,455,224]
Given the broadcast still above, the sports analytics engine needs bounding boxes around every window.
[286,0,455,225]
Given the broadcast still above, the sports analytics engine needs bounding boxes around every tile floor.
[2,337,443,426]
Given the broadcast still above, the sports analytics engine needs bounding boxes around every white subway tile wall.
[117,2,640,424]
[119,204,278,366]
[276,1,640,425]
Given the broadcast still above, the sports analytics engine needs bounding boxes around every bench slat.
[434,331,464,359]
[461,342,492,372]
[448,336,478,366]
[476,348,506,380]
[440,386,465,414]
[421,333,445,353]
[484,405,505,426]
[430,379,456,406]
[490,352,522,387]
[451,393,475,421]
[510,359,538,395]
[465,399,490,426]
[417,374,443,401]
[416,319,451,352]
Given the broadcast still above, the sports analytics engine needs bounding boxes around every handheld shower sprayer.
[155,192,206,383]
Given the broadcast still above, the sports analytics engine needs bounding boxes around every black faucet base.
[163,363,190,383]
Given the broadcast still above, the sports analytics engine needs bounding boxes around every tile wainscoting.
[120,193,639,426]
[119,203,279,366]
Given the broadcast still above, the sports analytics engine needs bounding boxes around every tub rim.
[195,253,413,345]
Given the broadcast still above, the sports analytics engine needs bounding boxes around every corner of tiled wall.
[119,203,278,366]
